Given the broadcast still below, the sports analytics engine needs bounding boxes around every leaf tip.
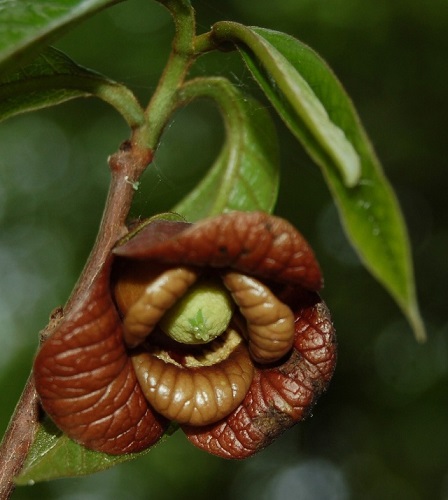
[407,305,427,343]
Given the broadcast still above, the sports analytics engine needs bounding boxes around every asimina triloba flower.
[34,211,336,459]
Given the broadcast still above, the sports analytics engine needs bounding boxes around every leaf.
[0,46,144,126]
[0,0,121,74]
[212,22,360,188]
[173,77,279,220]
[15,418,175,484]
[212,23,425,340]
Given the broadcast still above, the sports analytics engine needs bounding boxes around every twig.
[0,138,153,499]
[0,375,39,499]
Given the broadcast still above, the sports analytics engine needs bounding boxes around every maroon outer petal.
[33,259,168,455]
[114,211,322,291]
[182,291,336,459]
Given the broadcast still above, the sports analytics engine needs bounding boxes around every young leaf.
[15,418,174,484]
[0,0,121,74]
[173,77,279,220]
[0,46,144,127]
[211,23,425,340]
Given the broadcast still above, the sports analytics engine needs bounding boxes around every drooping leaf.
[0,0,122,74]
[212,22,360,188]
[0,46,144,126]
[15,418,175,484]
[173,77,279,220]
[211,23,425,340]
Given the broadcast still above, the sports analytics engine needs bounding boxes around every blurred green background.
[1,0,447,498]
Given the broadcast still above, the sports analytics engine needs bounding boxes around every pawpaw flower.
[34,211,336,459]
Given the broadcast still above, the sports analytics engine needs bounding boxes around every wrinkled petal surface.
[183,291,336,458]
[34,211,335,458]
[114,211,322,290]
[34,259,167,455]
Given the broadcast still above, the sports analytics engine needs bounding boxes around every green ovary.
[159,277,235,344]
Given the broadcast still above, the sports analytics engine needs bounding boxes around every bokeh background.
[1,0,447,498]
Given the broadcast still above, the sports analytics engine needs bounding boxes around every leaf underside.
[0,0,122,74]
[0,46,143,126]
[173,81,279,219]
[215,24,425,340]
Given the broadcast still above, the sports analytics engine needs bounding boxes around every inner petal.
[131,329,254,426]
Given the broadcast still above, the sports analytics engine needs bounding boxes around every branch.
[0,375,39,498]
[0,137,153,499]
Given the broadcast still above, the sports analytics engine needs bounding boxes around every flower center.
[159,276,235,344]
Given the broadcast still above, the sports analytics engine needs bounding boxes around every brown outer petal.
[113,211,322,291]
[33,259,168,455]
[183,290,336,459]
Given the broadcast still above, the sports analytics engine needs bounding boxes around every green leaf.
[173,77,279,220]
[212,22,360,188]
[15,418,175,484]
[212,23,425,341]
[0,46,144,126]
[0,0,121,74]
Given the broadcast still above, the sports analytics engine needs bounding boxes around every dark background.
[0,0,447,498]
